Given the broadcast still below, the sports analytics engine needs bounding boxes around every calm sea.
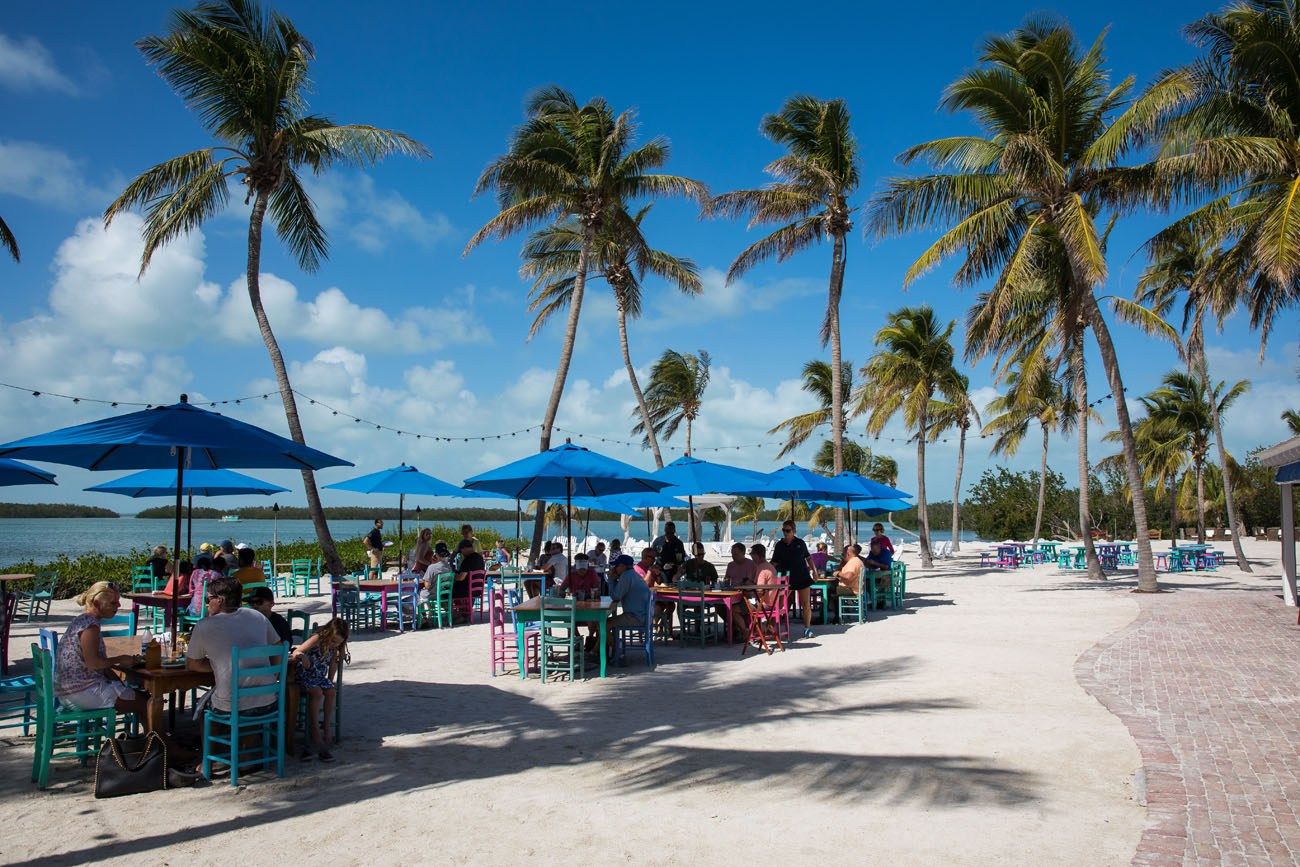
[0,516,981,568]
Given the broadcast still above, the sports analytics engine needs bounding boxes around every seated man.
[246,586,293,645]
[232,545,265,590]
[187,577,283,715]
[559,552,602,650]
[453,540,486,615]
[721,542,756,641]
[605,554,652,651]
[862,539,893,607]
[680,542,718,585]
[833,543,866,596]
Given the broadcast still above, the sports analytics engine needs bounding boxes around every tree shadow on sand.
[1,653,1039,866]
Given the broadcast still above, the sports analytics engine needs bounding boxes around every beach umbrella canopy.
[646,455,769,543]
[568,492,689,515]
[828,471,911,501]
[0,395,352,631]
[325,464,501,564]
[0,458,56,487]
[0,397,351,472]
[464,441,667,591]
[730,462,864,501]
[87,468,290,555]
[85,468,290,498]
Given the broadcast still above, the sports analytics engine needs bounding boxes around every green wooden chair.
[539,597,584,683]
[286,610,312,644]
[836,579,869,624]
[29,644,118,788]
[287,559,314,597]
[419,571,455,629]
[334,576,380,632]
[885,562,907,610]
[130,565,156,593]
[15,571,59,622]
[178,590,209,631]
[675,581,717,647]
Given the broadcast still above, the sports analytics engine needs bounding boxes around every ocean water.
[0,516,980,568]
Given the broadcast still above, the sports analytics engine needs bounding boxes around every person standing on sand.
[772,521,817,639]
[652,521,687,582]
[366,519,384,569]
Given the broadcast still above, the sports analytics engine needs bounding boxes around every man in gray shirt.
[606,554,651,648]
[187,576,283,712]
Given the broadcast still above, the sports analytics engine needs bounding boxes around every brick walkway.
[1077,585,1300,866]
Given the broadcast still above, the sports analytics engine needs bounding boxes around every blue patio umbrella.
[86,468,290,555]
[648,455,770,543]
[0,394,352,631]
[730,462,868,539]
[463,441,667,592]
[325,464,500,565]
[569,491,691,541]
[0,458,56,487]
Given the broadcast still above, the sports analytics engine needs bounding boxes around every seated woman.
[410,528,434,575]
[490,540,511,571]
[811,541,829,575]
[146,545,170,583]
[55,581,149,718]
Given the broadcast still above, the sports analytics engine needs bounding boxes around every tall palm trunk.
[1194,333,1251,570]
[1075,348,1103,580]
[247,193,343,575]
[530,231,592,561]
[916,409,933,568]
[1169,485,1178,549]
[1033,423,1048,546]
[1083,293,1158,591]
[951,420,966,552]
[827,232,847,550]
[616,294,664,470]
[1194,456,1206,544]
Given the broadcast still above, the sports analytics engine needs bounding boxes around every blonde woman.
[410,528,434,575]
[55,582,149,716]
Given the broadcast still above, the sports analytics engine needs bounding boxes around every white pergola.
[1258,435,1300,606]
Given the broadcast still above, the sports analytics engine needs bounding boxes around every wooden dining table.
[106,635,306,750]
[511,596,614,678]
[650,584,745,644]
[123,590,191,635]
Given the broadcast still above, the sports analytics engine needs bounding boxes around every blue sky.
[0,0,1294,511]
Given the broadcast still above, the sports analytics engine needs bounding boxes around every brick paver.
[1077,586,1300,866]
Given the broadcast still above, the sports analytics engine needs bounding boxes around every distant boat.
[219,515,241,522]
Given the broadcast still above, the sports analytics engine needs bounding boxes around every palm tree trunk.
[1033,423,1048,546]
[617,296,664,470]
[1075,348,1103,580]
[530,230,592,562]
[246,192,343,576]
[951,422,966,552]
[1195,457,1206,545]
[917,410,932,569]
[827,232,847,551]
[1169,485,1178,549]
[1084,293,1157,591]
[1195,340,1251,570]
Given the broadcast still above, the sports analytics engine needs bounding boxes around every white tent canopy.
[1258,435,1300,606]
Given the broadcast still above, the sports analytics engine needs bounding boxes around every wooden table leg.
[147,692,166,735]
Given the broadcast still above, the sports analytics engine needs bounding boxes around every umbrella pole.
[398,493,404,571]
[170,448,185,640]
[186,491,193,557]
[688,495,696,545]
[565,479,573,580]
[583,507,592,552]
[515,498,521,570]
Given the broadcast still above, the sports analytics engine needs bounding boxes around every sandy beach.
[0,540,1283,866]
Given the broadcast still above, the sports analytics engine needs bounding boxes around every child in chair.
[288,617,349,763]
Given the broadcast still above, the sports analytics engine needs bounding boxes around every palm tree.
[635,349,711,456]
[104,0,427,575]
[857,306,960,568]
[1137,225,1253,567]
[0,216,18,262]
[520,206,700,471]
[928,372,980,552]
[1144,370,1248,544]
[1283,410,1300,436]
[812,438,895,541]
[769,360,855,458]
[869,20,1179,590]
[711,96,860,539]
[982,360,1082,545]
[732,495,765,539]
[468,88,706,559]
[1101,412,1189,548]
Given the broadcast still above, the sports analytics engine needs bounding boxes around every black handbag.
[94,732,171,799]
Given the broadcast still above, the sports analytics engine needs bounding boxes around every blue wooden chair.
[836,579,868,625]
[201,641,288,787]
[0,601,37,735]
[614,590,656,669]
[386,575,420,632]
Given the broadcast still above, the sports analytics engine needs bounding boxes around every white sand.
[0,539,1281,865]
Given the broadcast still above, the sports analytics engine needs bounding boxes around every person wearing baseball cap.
[605,553,650,653]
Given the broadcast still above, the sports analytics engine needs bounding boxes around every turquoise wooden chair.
[419,572,455,629]
[200,641,288,787]
[0,598,36,735]
[836,578,868,625]
[539,597,584,682]
[15,572,58,622]
[614,590,656,669]
[29,644,118,788]
[178,590,209,631]
[286,610,312,644]
[333,575,380,632]
[99,613,136,637]
[386,575,420,632]
[129,565,156,593]
[676,581,717,647]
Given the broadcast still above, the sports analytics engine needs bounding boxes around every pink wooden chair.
[453,570,488,623]
[490,589,537,677]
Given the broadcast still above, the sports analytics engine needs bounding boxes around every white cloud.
[306,172,453,253]
[210,274,490,353]
[641,267,821,331]
[0,140,116,209]
[0,33,77,94]
[48,214,219,348]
